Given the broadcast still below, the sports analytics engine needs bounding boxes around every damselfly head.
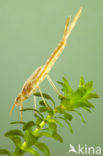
[15,94,22,106]
[10,93,23,115]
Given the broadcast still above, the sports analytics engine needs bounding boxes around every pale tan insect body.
[10,8,82,118]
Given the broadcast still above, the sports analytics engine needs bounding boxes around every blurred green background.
[0,0,103,155]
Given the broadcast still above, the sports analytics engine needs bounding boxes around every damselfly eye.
[15,95,21,105]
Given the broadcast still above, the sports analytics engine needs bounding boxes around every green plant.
[0,77,99,156]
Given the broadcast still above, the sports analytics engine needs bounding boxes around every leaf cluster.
[0,77,99,156]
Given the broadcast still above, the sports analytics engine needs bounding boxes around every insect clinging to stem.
[10,8,82,120]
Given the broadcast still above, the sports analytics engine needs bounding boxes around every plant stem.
[14,105,62,156]
[17,114,52,155]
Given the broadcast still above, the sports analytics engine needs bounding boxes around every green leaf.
[39,106,49,112]
[87,93,99,99]
[57,78,72,96]
[12,148,25,156]
[10,121,25,125]
[65,120,73,133]
[56,81,64,86]
[82,100,95,108]
[41,128,49,131]
[7,136,22,147]
[24,130,38,147]
[34,92,55,107]
[57,117,73,133]
[72,87,86,100]
[60,98,70,108]
[0,149,11,155]
[64,112,73,121]
[5,129,24,138]
[82,107,92,112]
[24,147,40,156]
[53,133,63,143]
[38,132,51,138]
[84,81,93,91]
[75,111,86,123]
[55,106,63,113]
[21,108,44,119]
[48,122,57,136]
[35,142,50,156]
[72,100,95,109]
[39,100,46,106]
[23,121,36,131]
[49,118,63,127]
[35,114,43,126]
[79,77,85,86]
[39,106,53,115]
[62,77,73,94]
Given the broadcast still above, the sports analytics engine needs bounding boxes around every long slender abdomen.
[33,39,66,87]
[43,39,66,75]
